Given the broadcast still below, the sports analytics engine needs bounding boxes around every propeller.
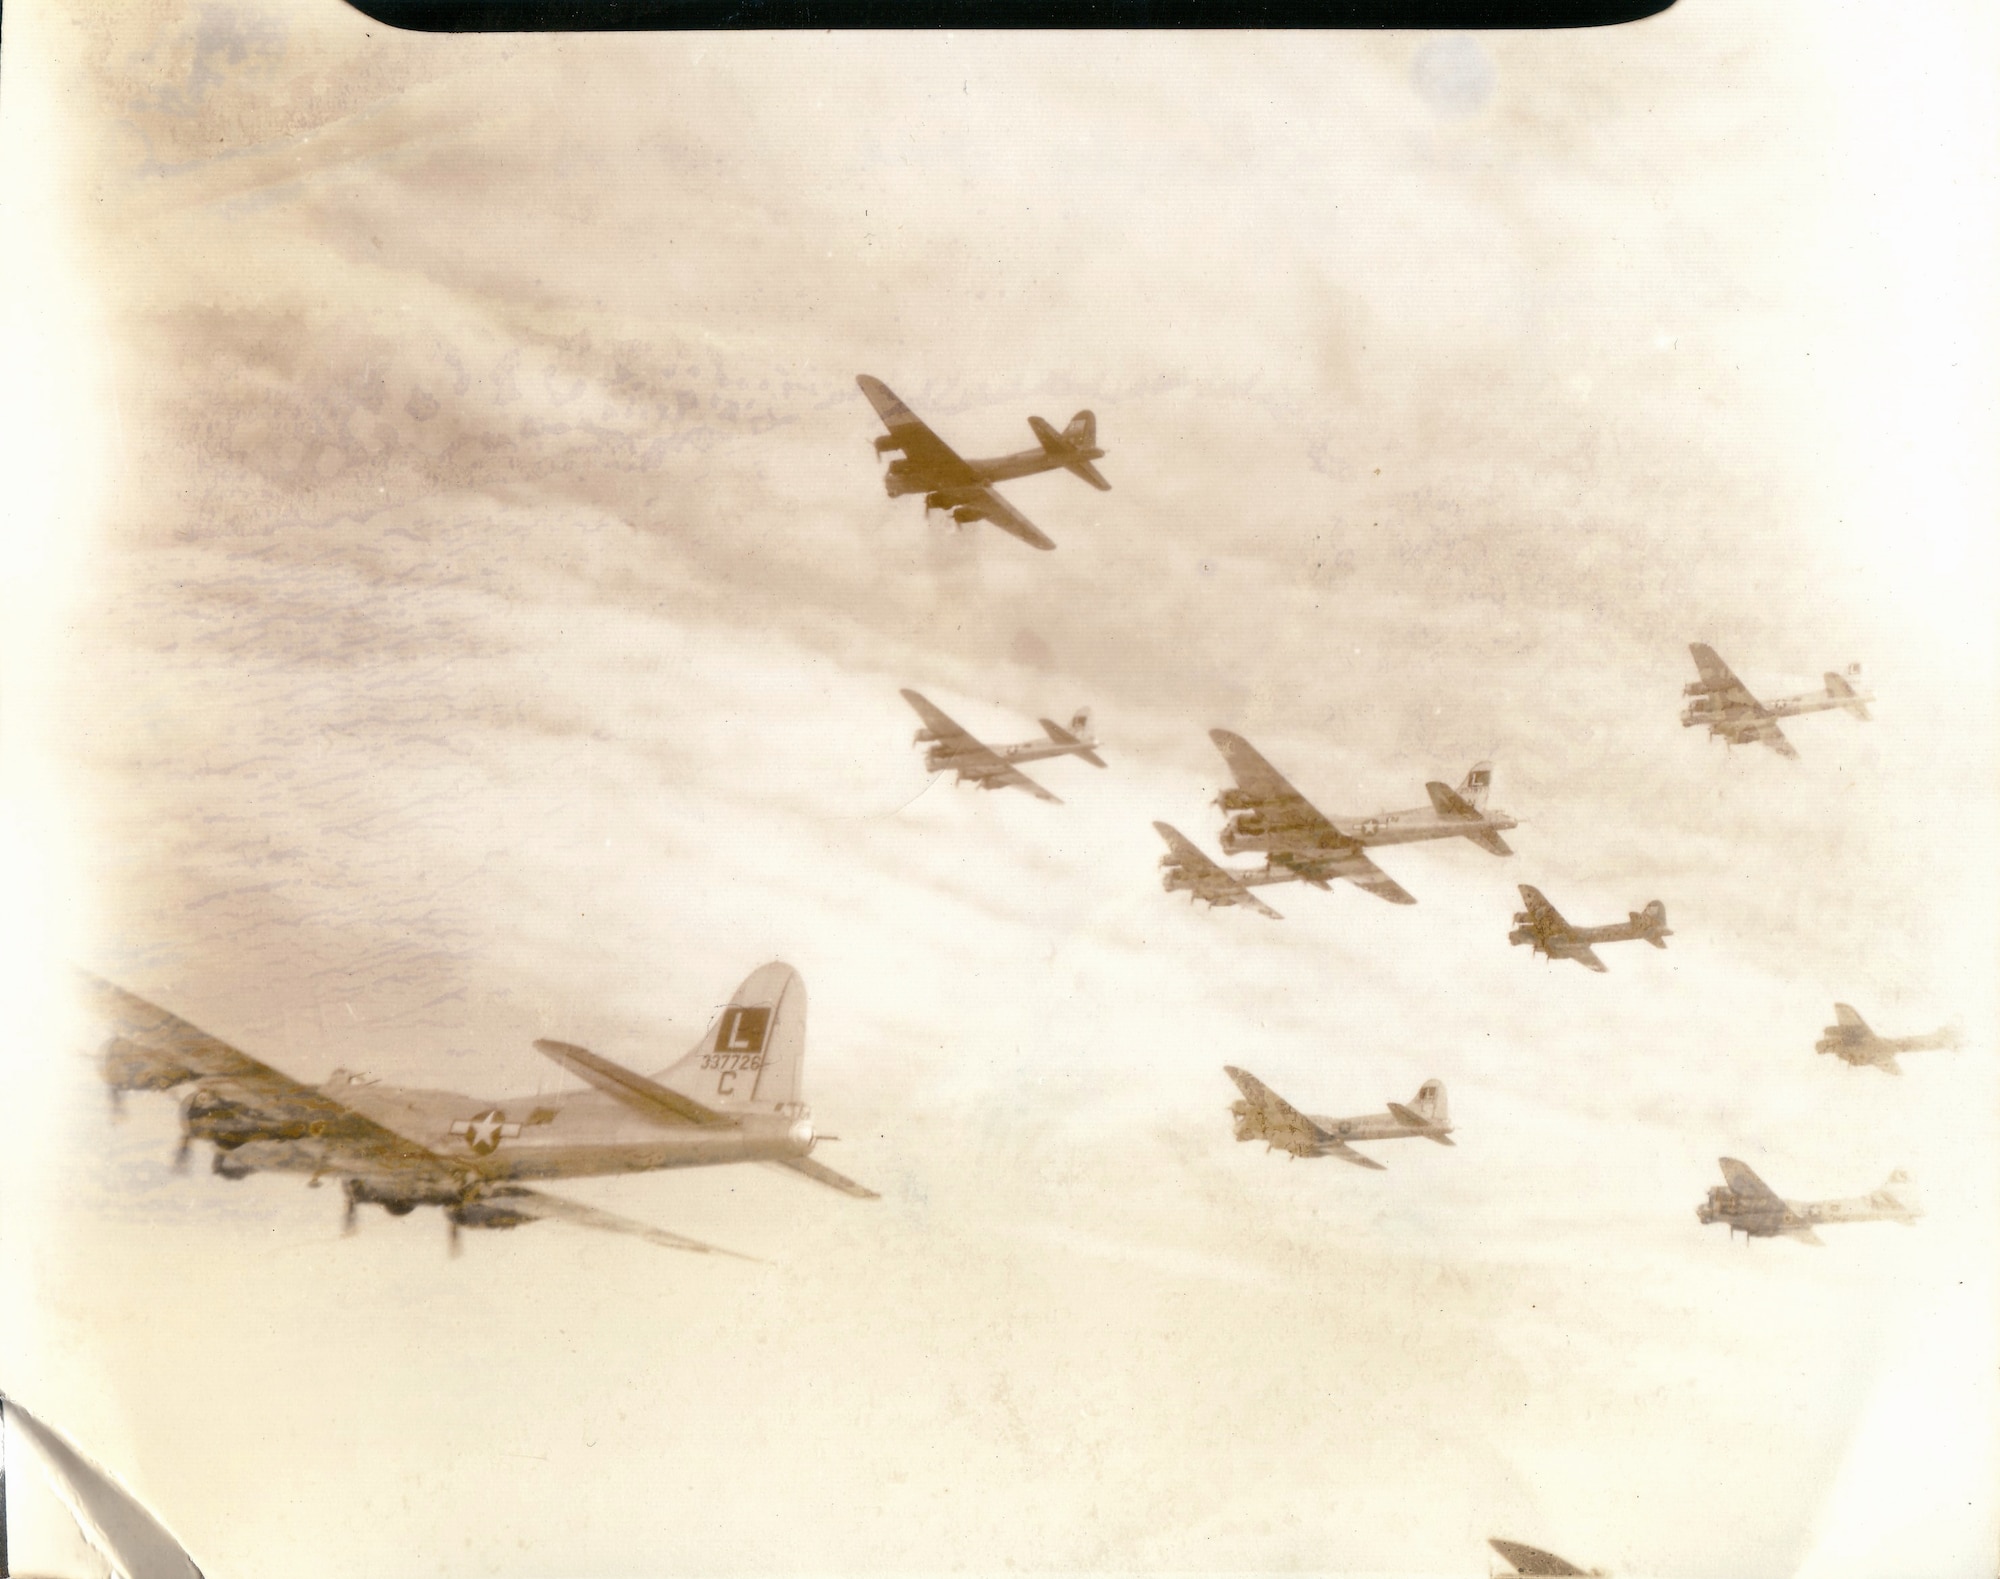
[172,1135,193,1174]
[342,1190,359,1237]
[448,1218,463,1259]
[107,1086,126,1122]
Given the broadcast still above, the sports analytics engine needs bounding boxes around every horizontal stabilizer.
[772,1155,880,1199]
[1028,412,1112,491]
[1387,1101,1455,1144]
[1825,670,1872,721]
[533,1039,733,1128]
[1425,780,1480,819]
[1039,717,1107,768]
[1463,827,1513,857]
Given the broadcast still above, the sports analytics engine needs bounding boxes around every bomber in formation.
[1695,1158,1920,1245]
[857,374,1108,551]
[1225,1066,1453,1169]
[94,963,872,1258]
[1509,885,1671,973]
[1679,642,1871,759]
[1815,1002,1961,1075]
[901,688,1105,803]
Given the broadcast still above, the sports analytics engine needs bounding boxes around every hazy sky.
[1,4,1995,1577]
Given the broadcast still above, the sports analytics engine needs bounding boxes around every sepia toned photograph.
[0,3,1994,1576]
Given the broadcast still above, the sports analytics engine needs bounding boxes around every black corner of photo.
[341,0,1678,32]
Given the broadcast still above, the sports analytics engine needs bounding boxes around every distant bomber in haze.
[1680,642,1872,758]
[857,373,1109,551]
[1509,884,1670,973]
[1816,1002,1962,1075]
[1488,1538,1608,1576]
[1224,1066,1453,1169]
[1696,1157,1919,1245]
[91,963,875,1258]
[901,688,1105,803]
[1157,731,1517,913]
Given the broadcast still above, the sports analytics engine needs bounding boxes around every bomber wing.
[1689,642,1758,706]
[1153,821,1283,919]
[1319,1137,1389,1171]
[1718,1157,1786,1208]
[1225,1065,1327,1152]
[1286,845,1417,906]
[1572,945,1609,974]
[87,974,451,1181]
[949,483,1058,551]
[901,689,1062,802]
[1488,1538,1590,1577]
[1209,729,1323,816]
[1208,731,1416,902]
[468,1185,758,1258]
[856,375,981,488]
[1749,716,1799,758]
[1517,884,1572,938]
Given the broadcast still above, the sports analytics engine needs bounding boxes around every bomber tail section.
[1873,1169,1921,1222]
[1387,1079,1454,1144]
[655,963,807,1114]
[1039,709,1107,768]
[1631,900,1671,947]
[1824,667,1872,721]
[1028,411,1112,491]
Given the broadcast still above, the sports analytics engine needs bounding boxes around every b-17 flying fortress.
[1679,642,1872,759]
[1695,1158,1919,1245]
[1225,1066,1453,1170]
[857,374,1109,551]
[94,963,872,1258]
[1815,1002,1962,1075]
[1509,886,1671,973]
[901,688,1106,803]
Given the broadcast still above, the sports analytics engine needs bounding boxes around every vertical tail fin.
[654,963,806,1113]
[1458,761,1493,811]
[1632,901,1670,946]
[1825,668,1872,721]
[1063,410,1096,448]
[1411,1079,1449,1128]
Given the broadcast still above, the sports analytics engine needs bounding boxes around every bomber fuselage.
[883,442,1104,498]
[1217,797,1516,858]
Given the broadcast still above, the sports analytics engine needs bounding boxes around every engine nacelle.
[1214,788,1258,812]
[873,434,901,456]
[1683,678,1731,697]
[950,505,983,524]
[912,728,939,745]
[448,1192,539,1232]
[100,1036,196,1094]
[346,1175,462,1213]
